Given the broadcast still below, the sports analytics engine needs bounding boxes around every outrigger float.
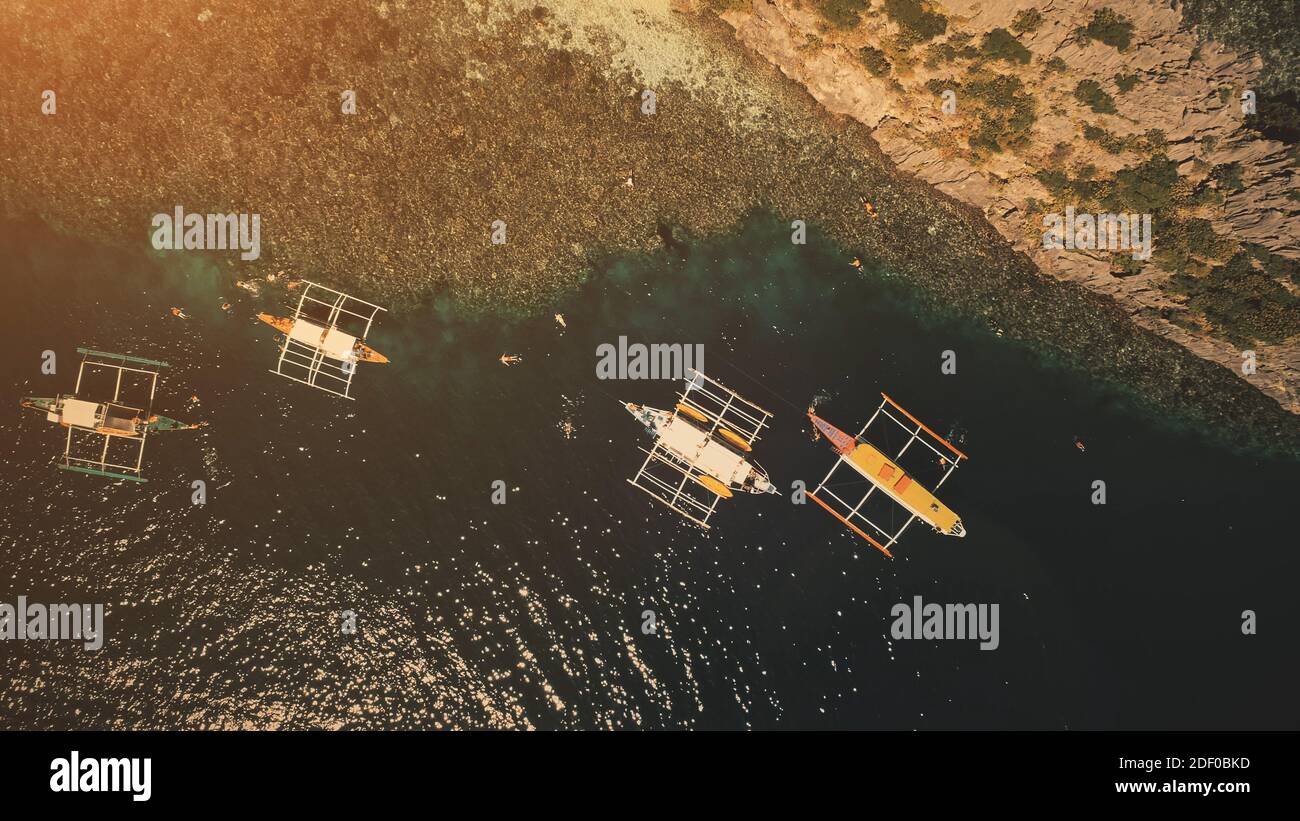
[259,280,388,399]
[19,349,202,482]
[808,393,967,557]
[624,369,777,529]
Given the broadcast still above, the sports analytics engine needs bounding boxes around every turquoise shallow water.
[0,213,1296,729]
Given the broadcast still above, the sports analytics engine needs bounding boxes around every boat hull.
[841,440,964,536]
[626,403,772,494]
[21,397,196,433]
[258,313,389,363]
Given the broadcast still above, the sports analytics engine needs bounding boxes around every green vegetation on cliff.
[858,45,892,76]
[1010,9,1042,35]
[980,28,1031,65]
[884,0,947,48]
[1075,8,1135,52]
[1114,73,1141,94]
[1182,0,1300,96]
[1074,80,1118,114]
[1169,251,1300,345]
[1034,144,1298,344]
[815,0,869,30]
[927,73,1037,157]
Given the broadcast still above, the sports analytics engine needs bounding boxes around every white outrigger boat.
[623,369,777,529]
[19,348,202,483]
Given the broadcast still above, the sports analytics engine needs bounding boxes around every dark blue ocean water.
[1,214,1296,729]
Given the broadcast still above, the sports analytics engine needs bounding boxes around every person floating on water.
[170,307,188,319]
[500,354,522,366]
[850,257,862,269]
[1074,436,1086,453]
[860,197,879,220]
[555,313,567,329]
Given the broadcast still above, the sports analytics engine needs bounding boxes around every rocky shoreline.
[1,0,1297,453]
[706,0,1300,412]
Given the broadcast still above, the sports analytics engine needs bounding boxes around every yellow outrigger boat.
[808,393,967,557]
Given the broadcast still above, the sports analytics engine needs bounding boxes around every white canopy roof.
[321,327,357,360]
[660,416,749,485]
[286,317,357,361]
[61,398,100,429]
[288,317,327,348]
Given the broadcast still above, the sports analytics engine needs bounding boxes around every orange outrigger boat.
[807,394,967,557]
[257,313,389,363]
[261,280,388,399]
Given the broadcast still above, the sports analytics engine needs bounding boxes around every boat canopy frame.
[629,440,723,529]
[676,368,773,448]
[809,393,966,557]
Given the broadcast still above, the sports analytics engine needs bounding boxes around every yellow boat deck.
[845,441,961,534]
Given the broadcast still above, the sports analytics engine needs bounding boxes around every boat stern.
[146,414,203,432]
[20,396,57,416]
[356,343,389,364]
[740,461,776,495]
